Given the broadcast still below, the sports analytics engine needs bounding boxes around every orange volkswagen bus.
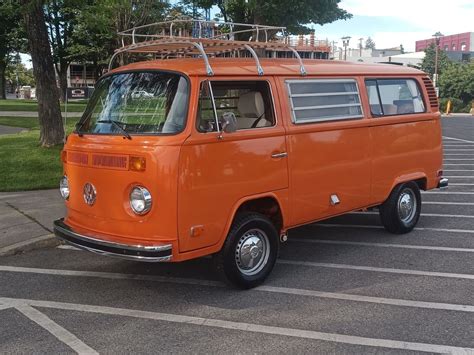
[54,20,448,288]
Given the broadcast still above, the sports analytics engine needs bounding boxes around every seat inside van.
[237,91,271,129]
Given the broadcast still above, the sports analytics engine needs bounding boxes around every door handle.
[271,152,288,159]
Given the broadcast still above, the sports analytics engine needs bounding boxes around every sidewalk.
[0,189,64,256]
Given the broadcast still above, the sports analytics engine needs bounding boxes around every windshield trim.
[75,69,191,137]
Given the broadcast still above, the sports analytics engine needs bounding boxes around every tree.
[364,37,375,50]
[0,2,22,99]
[400,44,404,54]
[439,61,474,111]
[420,43,451,79]
[183,0,351,35]
[21,0,64,146]
[5,59,36,89]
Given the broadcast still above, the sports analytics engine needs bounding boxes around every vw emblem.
[83,183,96,206]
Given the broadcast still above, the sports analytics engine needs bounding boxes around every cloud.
[341,0,474,35]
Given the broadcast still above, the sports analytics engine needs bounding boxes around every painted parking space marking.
[442,136,474,144]
[278,260,474,280]
[289,238,474,253]
[311,223,474,234]
[422,191,474,195]
[445,170,474,172]
[15,304,98,354]
[351,211,474,219]
[1,266,473,313]
[0,297,473,354]
[423,201,474,206]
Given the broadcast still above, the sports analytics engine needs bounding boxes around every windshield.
[76,71,189,136]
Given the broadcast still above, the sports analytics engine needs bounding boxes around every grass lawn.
[0,116,40,129]
[0,99,88,112]
[0,119,79,192]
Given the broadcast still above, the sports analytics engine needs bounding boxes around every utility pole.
[341,36,351,61]
[359,38,363,57]
[432,31,444,95]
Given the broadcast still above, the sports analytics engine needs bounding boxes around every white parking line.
[423,201,474,206]
[446,176,474,178]
[449,183,474,185]
[443,164,474,166]
[313,223,474,234]
[351,211,474,219]
[444,159,474,161]
[444,154,474,156]
[443,136,474,144]
[278,260,474,280]
[15,304,98,354]
[289,238,474,253]
[422,191,474,195]
[1,297,472,354]
[444,149,474,151]
[445,170,474,172]
[1,266,473,314]
[0,304,11,311]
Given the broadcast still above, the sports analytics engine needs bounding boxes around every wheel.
[379,181,421,234]
[214,213,279,289]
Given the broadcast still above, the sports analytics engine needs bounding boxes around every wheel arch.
[218,192,287,250]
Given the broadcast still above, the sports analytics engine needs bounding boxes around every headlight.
[60,175,69,200]
[130,186,152,215]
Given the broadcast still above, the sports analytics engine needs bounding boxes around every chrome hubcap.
[235,229,270,276]
[398,189,416,223]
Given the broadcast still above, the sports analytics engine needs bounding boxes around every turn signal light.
[129,156,146,172]
[61,150,67,163]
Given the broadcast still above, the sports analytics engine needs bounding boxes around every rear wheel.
[379,182,421,234]
[214,213,278,289]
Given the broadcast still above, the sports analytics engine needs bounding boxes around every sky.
[314,0,474,52]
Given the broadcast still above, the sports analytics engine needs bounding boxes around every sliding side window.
[287,79,363,124]
[366,79,425,117]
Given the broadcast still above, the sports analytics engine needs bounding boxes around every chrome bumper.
[438,178,449,189]
[53,219,172,262]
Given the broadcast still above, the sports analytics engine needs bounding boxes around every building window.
[365,79,425,116]
[286,79,363,123]
[461,42,467,51]
[452,44,456,51]
[444,45,449,51]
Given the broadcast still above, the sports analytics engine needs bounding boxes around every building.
[415,32,474,62]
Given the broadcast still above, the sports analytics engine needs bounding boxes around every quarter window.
[366,79,425,116]
[197,81,275,132]
[286,79,363,124]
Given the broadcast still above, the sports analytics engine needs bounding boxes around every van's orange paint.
[61,58,443,262]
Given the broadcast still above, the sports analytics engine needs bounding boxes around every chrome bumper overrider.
[53,219,172,262]
[438,178,449,189]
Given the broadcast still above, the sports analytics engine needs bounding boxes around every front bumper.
[53,219,172,262]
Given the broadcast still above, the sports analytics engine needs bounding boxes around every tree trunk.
[21,0,64,147]
[0,60,6,100]
[58,62,68,103]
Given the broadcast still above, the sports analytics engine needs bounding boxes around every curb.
[0,233,59,257]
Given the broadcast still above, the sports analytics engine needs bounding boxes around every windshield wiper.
[96,120,132,140]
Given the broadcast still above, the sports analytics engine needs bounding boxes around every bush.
[439,97,471,113]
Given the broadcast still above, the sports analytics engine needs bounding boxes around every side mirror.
[221,112,237,133]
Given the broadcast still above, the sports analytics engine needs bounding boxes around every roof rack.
[110,18,314,76]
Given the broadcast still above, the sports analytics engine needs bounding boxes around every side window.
[286,79,363,124]
[366,79,425,116]
[197,81,275,132]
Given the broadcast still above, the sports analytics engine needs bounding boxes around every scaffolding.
[110,19,330,76]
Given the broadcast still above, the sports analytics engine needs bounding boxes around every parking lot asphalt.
[0,116,473,354]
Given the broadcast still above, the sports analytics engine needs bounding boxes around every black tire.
[379,181,421,234]
[214,212,279,289]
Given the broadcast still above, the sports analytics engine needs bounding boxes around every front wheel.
[214,213,279,289]
[379,182,421,234]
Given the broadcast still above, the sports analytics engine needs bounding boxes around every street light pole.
[341,36,351,61]
[432,31,444,95]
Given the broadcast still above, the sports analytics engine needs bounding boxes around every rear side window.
[286,79,363,124]
[366,79,425,116]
